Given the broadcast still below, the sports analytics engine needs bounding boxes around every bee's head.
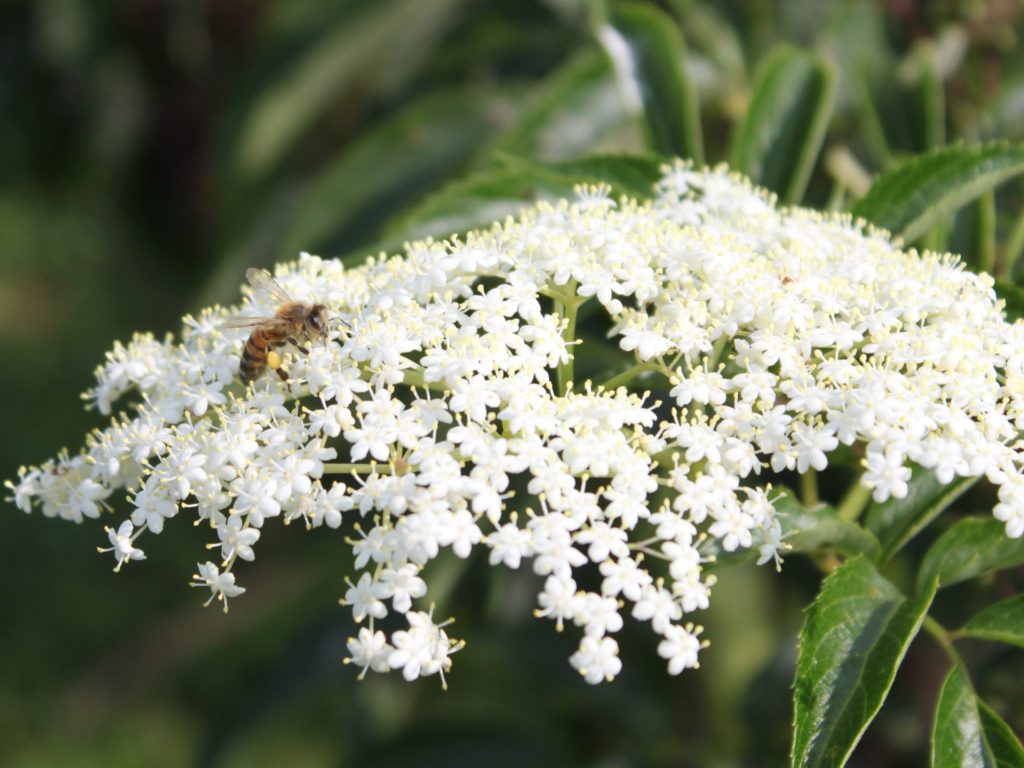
[307,304,328,336]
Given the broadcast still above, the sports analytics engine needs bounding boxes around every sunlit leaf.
[234,0,467,181]
[931,663,1024,768]
[852,142,1024,242]
[774,489,881,561]
[377,167,582,252]
[791,556,935,768]
[527,153,666,198]
[962,595,1024,648]
[995,281,1024,322]
[918,517,1024,592]
[978,700,1024,768]
[601,2,703,162]
[864,467,976,563]
[485,50,638,163]
[281,86,522,258]
[380,153,665,252]
[730,45,837,204]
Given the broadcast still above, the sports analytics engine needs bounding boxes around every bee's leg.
[275,366,289,381]
[287,337,310,355]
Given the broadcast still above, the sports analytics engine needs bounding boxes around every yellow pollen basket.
[267,350,282,370]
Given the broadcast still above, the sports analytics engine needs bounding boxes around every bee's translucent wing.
[245,267,293,306]
[221,314,278,329]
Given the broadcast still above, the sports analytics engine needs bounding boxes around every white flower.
[792,422,838,474]
[486,521,533,568]
[619,326,672,360]
[343,573,388,622]
[994,475,1024,539]
[862,444,912,503]
[570,636,622,684]
[216,514,260,562]
[632,584,682,634]
[535,575,577,631]
[599,556,652,601]
[12,163,1024,688]
[387,610,461,685]
[345,627,393,677]
[130,477,177,534]
[378,564,427,613]
[658,624,702,675]
[101,520,145,571]
[191,561,245,612]
[574,593,624,637]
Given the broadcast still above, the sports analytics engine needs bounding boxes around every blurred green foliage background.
[3,1,1024,765]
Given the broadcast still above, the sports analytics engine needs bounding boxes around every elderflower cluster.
[8,163,1024,686]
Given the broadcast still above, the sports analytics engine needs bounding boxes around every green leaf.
[851,142,1024,243]
[918,517,1024,593]
[280,86,519,258]
[730,45,837,204]
[978,700,1024,767]
[233,0,466,181]
[379,153,665,251]
[909,41,946,152]
[995,281,1024,322]
[931,663,1024,768]
[791,556,936,768]
[602,2,703,162]
[962,595,1024,648]
[377,167,581,252]
[528,153,666,198]
[485,50,637,163]
[774,489,881,561]
[865,467,976,563]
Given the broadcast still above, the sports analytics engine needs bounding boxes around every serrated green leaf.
[234,0,465,181]
[601,2,703,162]
[865,467,976,563]
[791,556,935,768]
[995,281,1024,322]
[851,142,1024,243]
[485,50,637,163]
[535,153,666,198]
[918,517,1024,593]
[730,45,837,204]
[663,0,746,91]
[377,167,581,252]
[931,663,1024,768]
[280,86,519,259]
[379,153,664,252]
[962,595,1024,648]
[978,700,1024,768]
[774,488,881,561]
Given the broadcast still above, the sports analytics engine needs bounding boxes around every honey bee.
[223,268,329,383]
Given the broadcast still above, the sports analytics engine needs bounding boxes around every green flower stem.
[1002,202,1024,281]
[825,181,846,212]
[975,190,996,275]
[800,469,819,508]
[323,463,395,475]
[400,366,445,393]
[922,614,967,671]
[855,71,892,169]
[600,361,662,391]
[707,334,730,370]
[553,281,585,397]
[835,480,873,522]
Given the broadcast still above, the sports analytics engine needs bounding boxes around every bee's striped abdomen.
[239,327,284,383]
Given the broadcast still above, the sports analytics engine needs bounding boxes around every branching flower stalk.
[8,164,1024,686]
